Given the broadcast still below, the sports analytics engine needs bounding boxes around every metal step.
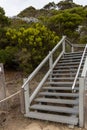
[28,112,78,125]
[43,87,79,91]
[49,77,75,82]
[53,69,82,72]
[57,62,80,66]
[46,81,79,85]
[35,98,79,105]
[55,65,83,69]
[30,104,78,114]
[64,53,82,57]
[64,51,83,55]
[39,92,79,97]
[50,77,76,79]
[52,73,78,76]
[59,59,81,63]
[61,56,82,60]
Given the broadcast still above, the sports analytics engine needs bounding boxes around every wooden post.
[0,63,7,110]
[20,88,25,114]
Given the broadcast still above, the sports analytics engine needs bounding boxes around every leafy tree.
[0,7,10,49]
[47,11,83,39]
[6,23,59,72]
[43,2,57,10]
[57,0,80,10]
[0,7,10,27]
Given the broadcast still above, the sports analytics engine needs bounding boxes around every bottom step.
[28,112,78,125]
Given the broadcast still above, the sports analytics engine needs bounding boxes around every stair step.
[53,69,81,72]
[52,73,77,76]
[35,98,79,105]
[59,59,81,63]
[28,112,78,125]
[64,53,82,57]
[30,104,78,114]
[57,62,80,66]
[43,87,79,90]
[64,51,83,55]
[55,65,83,69]
[39,92,79,97]
[49,77,76,80]
[46,81,79,85]
[61,56,82,60]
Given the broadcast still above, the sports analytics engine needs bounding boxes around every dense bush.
[6,23,59,73]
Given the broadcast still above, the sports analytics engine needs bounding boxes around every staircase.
[22,36,87,127]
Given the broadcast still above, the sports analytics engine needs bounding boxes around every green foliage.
[0,3,87,73]
[0,7,11,51]
[79,36,87,44]
[57,0,81,10]
[43,2,57,10]
[0,7,10,27]
[0,47,18,67]
[6,23,59,72]
[47,11,83,38]
[18,6,36,17]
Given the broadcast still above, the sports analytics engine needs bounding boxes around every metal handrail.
[30,51,63,104]
[65,38,85,48]
[72,44,87,89]
[22,36,66,89]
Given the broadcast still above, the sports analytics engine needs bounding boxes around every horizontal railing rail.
[72,44,87,89]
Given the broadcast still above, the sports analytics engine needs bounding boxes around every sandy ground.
[0,70,86,130]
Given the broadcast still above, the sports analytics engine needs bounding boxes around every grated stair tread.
[43,86,79,90]
[28,112,78,125]
[35,98,79,105]
[30,104,78,114]
[39,92,79,97]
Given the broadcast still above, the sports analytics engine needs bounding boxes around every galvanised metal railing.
[72,44,87,90]
[79,56,87,127]
[22,36,67,115]
[21,36,86,116]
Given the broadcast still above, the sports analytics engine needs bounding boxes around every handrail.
[30,51,63,104]
[22,36,66,89]
[66,38,85,48]
[65,39,73,47]
[72,44,87,89]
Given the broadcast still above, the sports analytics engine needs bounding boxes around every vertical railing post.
[49,51,53,81]
[62,38,65,53]
[23,78,30,117]
[71,46,74,53]
[79,77,85,127]
[84,71,87,129]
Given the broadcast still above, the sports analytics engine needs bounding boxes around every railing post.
[49,51,53,81]
[84,71,87,128]
[62,38,65,53]
[79,77,85,127]
[71,46,74,53]
[23,78,30,117]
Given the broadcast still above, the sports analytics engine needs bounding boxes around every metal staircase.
[21,36,87,127]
